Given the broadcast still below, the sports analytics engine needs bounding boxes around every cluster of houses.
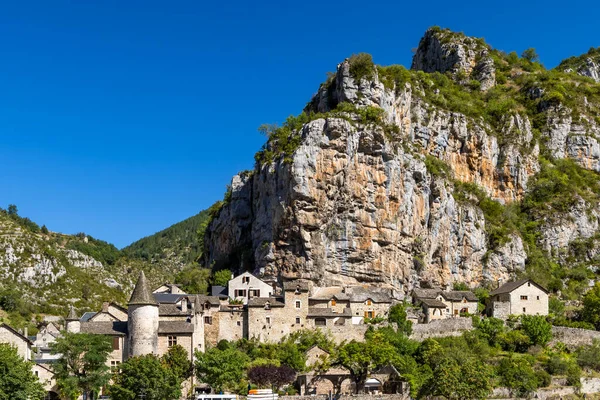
[0,271,549,399]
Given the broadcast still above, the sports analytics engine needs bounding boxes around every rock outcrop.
[205,29,600,296]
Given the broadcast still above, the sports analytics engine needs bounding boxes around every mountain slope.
[122,210,210,269]
[0,207,176,322]
[204,27,600,299]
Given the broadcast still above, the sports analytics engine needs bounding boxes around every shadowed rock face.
[204,29,600,295]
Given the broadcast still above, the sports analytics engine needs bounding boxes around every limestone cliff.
[205,28,600,297]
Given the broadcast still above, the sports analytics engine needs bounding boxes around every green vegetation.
[124,209,211,266]
[50,332,113,400]
[0,343,45,400]
[110,354,182,400]
[558,46,600,72]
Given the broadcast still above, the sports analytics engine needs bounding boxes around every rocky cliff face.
[205,28,600,297]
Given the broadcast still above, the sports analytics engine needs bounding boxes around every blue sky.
[0,0,598,248]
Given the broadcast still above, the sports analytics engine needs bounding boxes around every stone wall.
[281,394,409,400]
[217,309,245,343]
[320,325,370,344]
[157,334,193,359]
[551,326,600,349]
[410,317,472,341]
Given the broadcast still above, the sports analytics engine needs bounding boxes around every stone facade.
[487,279,549,319]
[0,323,32,360]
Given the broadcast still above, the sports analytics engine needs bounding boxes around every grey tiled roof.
[66,306,79,321]
[346,286,394,303]
[158,304,188,316]
[211,286,228,297]
[283,280,311,292]
[129,271,158,305]
[412,288,441,300]
[158,321,194,334]
[154,293,186,304]
[420,298,447,308]
[310,287,349,301]
[307,307,352,317]
[0,323,34,344]
[80,321,128,336]
[196,295,221,306]
[439,291,478,302]
[80,312,97,322]
[490,279,548,296]
[247,297,285,307]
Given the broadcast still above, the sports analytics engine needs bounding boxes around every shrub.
[520,315,552,346]
[348,53,376,82]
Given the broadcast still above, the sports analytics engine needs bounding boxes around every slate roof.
[310,287,349,301]
[247,297,285,307]
[490,279,548,296]
[211,286,228,297]
[129,271,158,305]
[420,298,447,308]
[307,307,352,317]
[80,321,128,336]
[158,304,188,316]
[0,323,34,345]
[347,286,394,303]
[439,291,478,302]
[283,280,311,292]
[196,295,221,306]
[153,293,186,304]
[158,321,194,334]
[412,288,441,300]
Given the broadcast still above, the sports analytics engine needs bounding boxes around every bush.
[348,53,376,82]
[520,315,552,346]
[497,355,541,396]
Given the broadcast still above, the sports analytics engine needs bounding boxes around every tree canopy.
[109,354,181,400]
[0,344,45,400]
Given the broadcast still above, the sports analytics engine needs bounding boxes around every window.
[295,300,301,309]
[266,317,271,325]
[110,361,121,373]
[168,336,177,347]
[364,311,374,319]
[366,299,372,306]
[112,337,120,350]
[204,316,213,325]
[315,318,326,326]
[527,282,531,287]
[522,307,526,313]
[331,299,337,306]
[204,302,211,310]
[296,317,301,324]
[521,295,528,300]
[237,321,241,326]
[249,289,260,298]
[242,276,250,284]
[34,370,38,377]
[446,308,450,313]
[235,289,247,298]
[454,309,458,315]
[537,296,540,300]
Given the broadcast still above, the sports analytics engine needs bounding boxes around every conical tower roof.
[66,305,78,321]
[129,271,158,306]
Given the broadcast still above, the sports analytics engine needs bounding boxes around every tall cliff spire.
[128,271,157,305]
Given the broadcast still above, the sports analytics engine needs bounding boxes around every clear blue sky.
[1,0,598,248]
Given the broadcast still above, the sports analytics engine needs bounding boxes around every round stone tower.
[65,305,80,333]
[127,271,159,357]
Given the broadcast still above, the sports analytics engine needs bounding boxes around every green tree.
[50,332,112,400]
[335,332,396,393]
[521,48,539,62]
[40,225,49,235]
[497,354,540,397]
[576,339,600,371]
[174,266,210,294]
[476,317,505,346]
[388,303,413,336]
[420,357,493,400]
[582,282,600,329]
[7,204,18,216]
[520,315,552,346]
[195,343,249,393]
[110,355,181,400]
[161,344,192,382]
[0,343,45,400]
[212,269,232,287]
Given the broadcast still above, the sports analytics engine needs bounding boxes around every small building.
[153,283,185,295]
[412,288,478,322]
[419,299,447,323]
[33,322,61,360]
[228,272,274,304]
[487,279,549,319]
[0,323,33,360]
[438,291,478,316]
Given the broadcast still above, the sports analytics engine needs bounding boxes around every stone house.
[32,361,58,399]
[0,323,33,360]
[33,322,61,360]
[487,279,549,319]
[412,288,478,322]
[153,283,185,295]
[228,272,274,304]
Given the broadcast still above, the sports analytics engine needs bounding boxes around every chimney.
[23,327,28,338]
[181,298,188,313]
[102,302,109,312]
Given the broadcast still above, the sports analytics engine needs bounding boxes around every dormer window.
[366,299,372,306]
[295,285,301,295]
[242,276,250,284]
[331,299,337,306]
[264,302,271,310]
